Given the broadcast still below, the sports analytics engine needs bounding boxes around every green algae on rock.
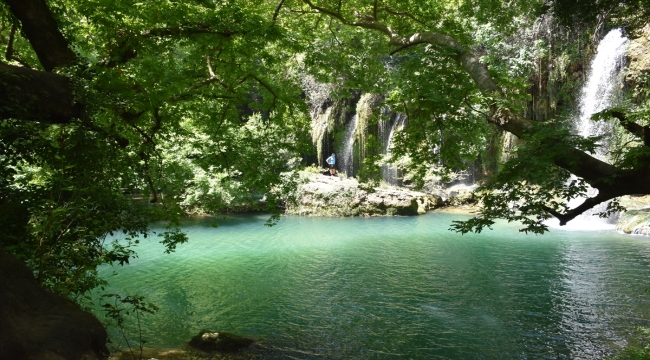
[617,209,650,235]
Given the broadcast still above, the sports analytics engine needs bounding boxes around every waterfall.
[551,29,629,230]
[381,113,407,185]
[378,108,392,151]
[576,28,629,156]
[311,107,332,167]
[340,114,358,177]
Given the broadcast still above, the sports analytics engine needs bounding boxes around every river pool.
[95,212,650,359]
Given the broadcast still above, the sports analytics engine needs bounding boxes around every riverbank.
[616,195,650,235]
[285,174,650,236]
[283,173,444,216]
[282,172,480,216]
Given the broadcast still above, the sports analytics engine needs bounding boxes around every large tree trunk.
[2,0,75,71]
[0,63,82,123]
[0,245,109,360]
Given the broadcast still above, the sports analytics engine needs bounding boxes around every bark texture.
[0,63,82,123]
[0,246,109,360]
[2,0,75,71]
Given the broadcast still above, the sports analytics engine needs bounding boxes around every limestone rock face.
[0,246,108,360]
[617,208,650,235]
[626,24,650,95]
[616,195,650,235]
[286,174,443,216]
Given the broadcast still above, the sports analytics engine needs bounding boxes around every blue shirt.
[326,156,336,165]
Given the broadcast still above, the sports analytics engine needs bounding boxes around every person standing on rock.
[326,153,336,176]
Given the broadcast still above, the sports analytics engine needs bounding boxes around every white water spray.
[550,29,629,230]
[311,107,332,167]
[340,115,358,176]
[577,29,629,152]
[381,113,407,185]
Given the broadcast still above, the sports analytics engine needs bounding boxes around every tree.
[0,0,310,298]
[1,0,649,302]
[273,0,650,233]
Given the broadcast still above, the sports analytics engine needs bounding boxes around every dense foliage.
[0,0,312,299]
[1,0,649,303]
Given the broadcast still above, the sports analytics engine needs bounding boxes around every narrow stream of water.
[96,212,650,359]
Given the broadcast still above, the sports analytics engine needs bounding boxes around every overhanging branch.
[542,188,619,225]
[142,26,240,38]
[273,0,286,22]
[4,0,75,71]
[611,110,650,146]
[0,63,83,123]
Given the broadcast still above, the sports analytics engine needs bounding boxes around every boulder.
[187,330,254,353]
[0,246,108,360]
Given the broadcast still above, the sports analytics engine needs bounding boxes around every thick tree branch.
[302,0,347,23]
[388,41,427,55]
[142,26,239,38]
[206,56,216,78]
[273,0,286,22]
[611,110,650,146]
[541,174,647,225]
[378,7,428,27]
[4,0,75,71]
[373,0,378,20]
[0,63,83,122]
[151,107,163,135]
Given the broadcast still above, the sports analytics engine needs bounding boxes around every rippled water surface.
[96,212,650,359]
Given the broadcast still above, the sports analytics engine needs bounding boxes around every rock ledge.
[286,174,445,217]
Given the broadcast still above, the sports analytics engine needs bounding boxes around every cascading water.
[381,113,407,185]
[311,107,332,167]
[340,114,358,177]
[553,28,629,230]
[577,28,629,156]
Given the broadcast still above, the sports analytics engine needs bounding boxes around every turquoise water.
[96,212,650,359]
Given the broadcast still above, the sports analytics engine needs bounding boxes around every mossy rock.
[426,194,445,209]
[617,209,650,235]
[187,330,254,353]
[395,198,419,215]
[359,205,382,216]
[446,190,476,207]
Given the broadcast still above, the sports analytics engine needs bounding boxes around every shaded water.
[97,213,650,359]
